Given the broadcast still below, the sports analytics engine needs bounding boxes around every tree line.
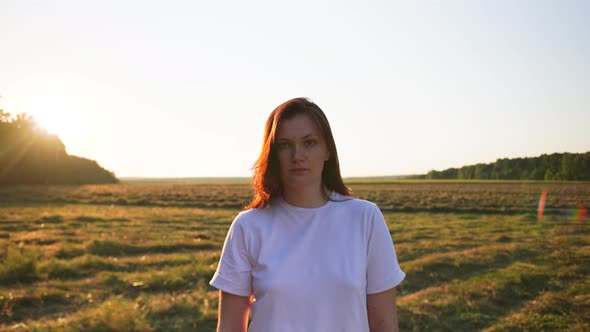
[423,152,590,181]
[0,109,118,185]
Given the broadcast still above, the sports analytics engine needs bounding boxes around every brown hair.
[246,97,351,209]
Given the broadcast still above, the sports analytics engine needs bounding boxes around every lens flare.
[537,189,547,221]
[579,206,587,221]
[559,205,587,222]
[575,205,587,222]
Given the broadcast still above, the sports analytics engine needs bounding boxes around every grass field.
[0,181,588,331]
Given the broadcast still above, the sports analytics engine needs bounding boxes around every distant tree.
[0,109,118,185]
[474,163,492,179]
[544,169,554,181]
[423,152,589,181]
[562,153,574,180]
[0,109,11,123]
[530,167,544,180]
[582,153,590,180]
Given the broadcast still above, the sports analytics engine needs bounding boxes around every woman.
[210,98,405,331]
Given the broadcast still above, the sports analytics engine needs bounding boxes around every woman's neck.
[282,184,330,208]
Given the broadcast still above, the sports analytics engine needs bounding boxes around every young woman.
[210,98,405,331]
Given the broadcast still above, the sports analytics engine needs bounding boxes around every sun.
[26,92,88,149]
[34,111,75,138]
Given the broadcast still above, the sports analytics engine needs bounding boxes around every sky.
[1,0,589,178]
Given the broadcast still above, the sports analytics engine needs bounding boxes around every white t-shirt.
[209,192,405,332]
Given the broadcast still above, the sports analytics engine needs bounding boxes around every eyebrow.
[277,134,318,142]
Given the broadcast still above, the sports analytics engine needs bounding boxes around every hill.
[0,110,118,185]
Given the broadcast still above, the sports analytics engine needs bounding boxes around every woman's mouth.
[290,168,309,174]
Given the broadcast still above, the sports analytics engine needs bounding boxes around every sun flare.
[27,91,84,136]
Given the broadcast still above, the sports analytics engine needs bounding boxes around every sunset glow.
[1,1,589,177]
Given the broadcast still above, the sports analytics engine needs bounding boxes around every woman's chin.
[282,175,320,189]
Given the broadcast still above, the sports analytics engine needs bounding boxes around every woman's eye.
[305,140,317,147]
[277,143,289,150]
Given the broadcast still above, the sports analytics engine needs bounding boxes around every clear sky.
[1,0,589,178]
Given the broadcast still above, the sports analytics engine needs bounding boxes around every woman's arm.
[367,287,399,332]
[217,291,252,332]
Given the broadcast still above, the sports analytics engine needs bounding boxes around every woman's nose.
[292,144,305,160]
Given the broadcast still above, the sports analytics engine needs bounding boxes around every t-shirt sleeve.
[366,204,406,294]
[209,214,253,297]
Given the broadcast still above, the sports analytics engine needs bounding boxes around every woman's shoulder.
[232,205,276,226]
[330,192,380,212]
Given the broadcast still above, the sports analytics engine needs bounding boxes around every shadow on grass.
[0,289,79,325]
[36,215,64,224]
[0,223,33,232]
[398,262,555,331]
[74,216,131,223]
[86,240,219,257]
[398,245,540,296]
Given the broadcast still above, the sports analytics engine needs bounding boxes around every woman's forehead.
[276,113,322,139]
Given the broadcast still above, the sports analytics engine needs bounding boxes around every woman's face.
[275,113,330,191]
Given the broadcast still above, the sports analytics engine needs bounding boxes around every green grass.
[0,248,39,284]
[0,181,588,331]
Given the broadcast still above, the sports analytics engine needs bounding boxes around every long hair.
[246,97,350,209]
